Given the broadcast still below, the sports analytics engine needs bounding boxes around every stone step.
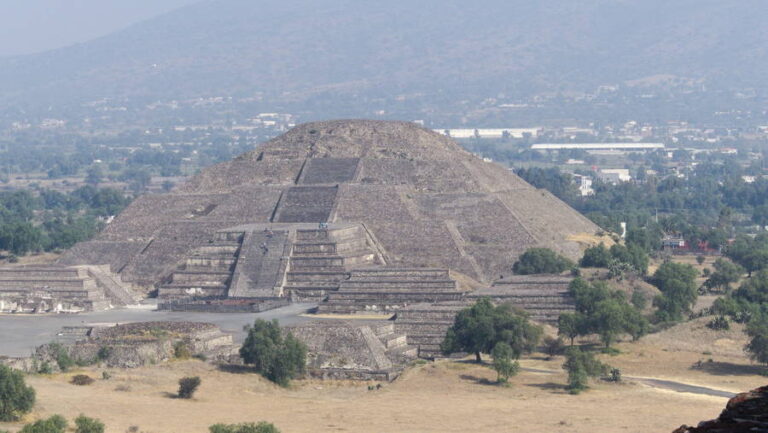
[0,268,85,278]
[214,232,245,242]
[380,333,408,349]
[290,256,345,268]
[340,280,457,289]
[371,323,395,336]
[292,243,337,255]
[326,292,463,301]
[388,345,419,360]
[171,271,232,283]
[185,257,237,268]
[286,270,349,282]
[349,269,450,280]
[295,229,330,241]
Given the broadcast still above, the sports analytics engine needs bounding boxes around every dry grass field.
[0,360,730,433]
[4,316,764,433]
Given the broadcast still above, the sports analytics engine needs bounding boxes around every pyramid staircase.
[157,232,242,299]
[0,266,111,312]
[316,268,462,315]
[283,226,379,301]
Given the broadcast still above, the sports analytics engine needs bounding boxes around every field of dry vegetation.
[1,316,762,433]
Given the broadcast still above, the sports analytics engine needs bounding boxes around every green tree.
[704,258,744,292]
[725,235,768,277]
[561,279,649,346]
[732,269,768,307]
[580,243,611,268]
[0,364,36,421]
[562,347,608,394]
[491,342,519,384]
[19,415,67,433]
[74,415,105,433]
[745,315,768,367]
[442,298,543,363]
[513,248,574,275]
[240,319,307,387]
[651,262,699,322]
[557,312,584,346]
[209,422,280,433]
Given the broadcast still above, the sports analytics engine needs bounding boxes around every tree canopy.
[562,346,608,394]
[442,297,543,362]
[239,319,307,387]
[0,364,36,421]
[557,278,648,347]
[651,261,699,322]
[704,258,744,292]
[513,248,574,275]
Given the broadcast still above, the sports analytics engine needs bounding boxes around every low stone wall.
[157,298,289,313]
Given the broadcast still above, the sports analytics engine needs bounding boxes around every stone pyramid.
[61,120,597,289]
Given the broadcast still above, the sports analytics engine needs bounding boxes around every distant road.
[0,303,315,358]
[522,367,736,399]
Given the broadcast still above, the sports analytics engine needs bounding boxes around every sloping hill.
[1,0,767,108]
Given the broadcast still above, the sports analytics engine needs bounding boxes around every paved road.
[522,367,737,399]
[0,303,315,358]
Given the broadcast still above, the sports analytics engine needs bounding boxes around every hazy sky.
[0,0,201,57]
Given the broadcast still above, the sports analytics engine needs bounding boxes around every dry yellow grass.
[0,354,738,433]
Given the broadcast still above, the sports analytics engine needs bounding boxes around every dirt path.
[521,367,736,398]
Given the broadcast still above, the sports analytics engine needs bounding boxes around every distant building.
[598,169,631,184]
[531,143,664,151]
[572,174,594,196]
[436,128,540,139]
[662,236,686,250]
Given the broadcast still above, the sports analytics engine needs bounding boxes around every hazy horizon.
[0,0,200,56]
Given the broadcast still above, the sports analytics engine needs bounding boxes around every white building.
[572,174,594,196]
[598,169,632,184]
[436,128,541,139]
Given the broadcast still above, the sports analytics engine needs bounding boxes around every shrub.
[608,368,622,382]
[71,375,95,386]
[706,316,730,331]
[513,248,574,275]
[96,346,113,362]
[37,361,53,375]
[542,336,566,358]
[178,376,201,399]
[0,364,36,421]
[209,422,280,433]
[19,415,67,433]
[491,342,519,384]
[173,341,191,359]
[240,320,307,387]
[562,347,608,394]
[74,414,105,433]
[101,371,111,380]
[48,343,75,372]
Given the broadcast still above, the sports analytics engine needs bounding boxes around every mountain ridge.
[1,0,766,109]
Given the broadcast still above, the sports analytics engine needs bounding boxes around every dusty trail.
[522,367,736,398]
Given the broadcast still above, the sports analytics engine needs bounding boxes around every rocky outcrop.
[673,386,768,433]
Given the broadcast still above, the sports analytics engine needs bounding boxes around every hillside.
[1,0,767,109]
